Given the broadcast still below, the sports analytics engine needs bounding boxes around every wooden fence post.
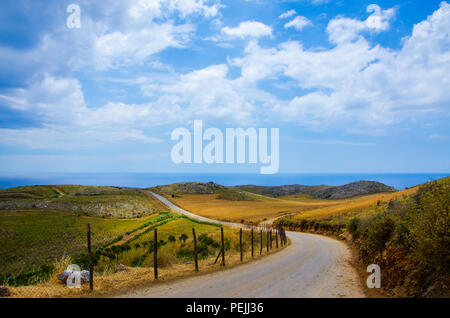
[279,227,283,247]
[266,231,269,252]
[87,223,94,291]
[221,227,225,266]
[154,228,158,279]
[192,228,198,272]
[275,229,279,248]
[251,227,254,257]
[260,230,263,255]
[239,228,243,262]
[270,230,273,249]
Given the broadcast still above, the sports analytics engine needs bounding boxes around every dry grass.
[165,188,419,223]
[294,186,419,220]
[166,194,340,222]
[8,232,288,298]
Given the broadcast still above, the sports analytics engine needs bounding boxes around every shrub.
[179,233,188,243]
[361,216,396,260]
[347,217,361,240]
[406,180,450,275]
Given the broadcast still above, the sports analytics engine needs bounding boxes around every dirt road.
[120,192,365,298]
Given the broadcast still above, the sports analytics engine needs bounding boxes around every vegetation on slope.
[151,182,267,202]
[0,210,167,286]
[0,185,166,218]
[235,180,396,199]
[275,177,449,297]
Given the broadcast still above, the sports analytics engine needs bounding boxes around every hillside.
[235,180,396,199]
[275,177,449,297]
[0,185,165,218]
[150,182,267,202]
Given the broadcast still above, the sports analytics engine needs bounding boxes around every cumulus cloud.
[221,21,273,39]
[233,3,450,132]
[94,24,194,70]
[279,10,296,19]
[284,16,313,31]
[327,4,397,44]
[0,74,169,149]
[1,0,449,154]
[141,64,276,125]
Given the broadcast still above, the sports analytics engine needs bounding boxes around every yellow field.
[294,186,419,220]
[164,187,419,223]
[165,193,342,222]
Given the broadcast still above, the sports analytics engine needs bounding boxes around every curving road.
[120,192,365,298]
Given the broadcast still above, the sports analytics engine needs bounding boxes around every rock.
[186,261,192,265]
[0,286,11,297]
[114,264,127,273]
[57,270,90,285]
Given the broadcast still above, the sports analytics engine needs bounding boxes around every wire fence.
[0,213,287,298]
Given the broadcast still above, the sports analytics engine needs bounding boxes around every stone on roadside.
[0,286,11,297]
[115,264,127,273]
[57,270,90,284]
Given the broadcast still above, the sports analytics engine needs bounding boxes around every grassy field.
[0,210,166,284]
[3,211,281,297]
[290,186,419,220]
[161,188,407,223]
[0,185,166,218]
[94,216,258,273]
[0,184,284,297]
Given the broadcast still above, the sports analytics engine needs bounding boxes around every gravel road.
[119,192,365,298]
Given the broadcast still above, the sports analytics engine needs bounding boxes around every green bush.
[361,216,396,260]
[406,180,449,274]
[347,217,361,240]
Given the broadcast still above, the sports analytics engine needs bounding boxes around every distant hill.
[151,182,226,195]
[235,180,396,199]
[152,180,396,200]
[150,182,270,201]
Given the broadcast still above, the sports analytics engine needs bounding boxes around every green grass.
[96,217,255,272]
[0,185,166,218]
[0,209,164,284]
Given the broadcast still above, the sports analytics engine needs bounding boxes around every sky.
[0,0,449,174]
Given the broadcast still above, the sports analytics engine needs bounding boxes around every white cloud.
[279,10,296,19]
[94,23,194,70]
[129,0,221,19]
[1,0,449,154]
[284,16,313,31]
[365,4,397,31]
[221,21,273,39]
[428,134,449,141]
[327,4,397,44]
[308,0,330,4]
[141,64,275,125]
[231,3,450,132]
[301,139,376,147]
[0,74,170,149]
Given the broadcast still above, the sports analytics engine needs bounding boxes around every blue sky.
[0,0,449,174]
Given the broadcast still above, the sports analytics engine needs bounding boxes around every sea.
[0,173,448,190]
